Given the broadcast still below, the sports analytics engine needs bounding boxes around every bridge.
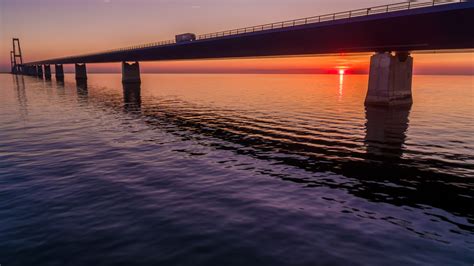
[10,0,474,106]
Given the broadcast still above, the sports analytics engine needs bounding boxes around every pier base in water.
[365,52,413,106]
[55,64,64,80]
[122,62,141,84]
[44,65,51,79]
[75,63,87,81]
[37,65,43,78]
[27,65,37,76]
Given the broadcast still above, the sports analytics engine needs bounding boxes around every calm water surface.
[0,73,473,265]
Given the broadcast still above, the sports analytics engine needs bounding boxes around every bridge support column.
[44,65,52,79]
[28,65,37,76]
[75,63,87,81]
[365,52,413,106]
[55,64,64,80]
[122,61,141,84]
[37,65,43,78]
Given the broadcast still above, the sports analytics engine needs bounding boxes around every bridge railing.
[42,0,466,62]
[196,0,465,40]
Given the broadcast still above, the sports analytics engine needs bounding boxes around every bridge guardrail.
[42,0,466,62]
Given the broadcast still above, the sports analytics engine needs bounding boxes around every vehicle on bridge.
[175,33,196,43]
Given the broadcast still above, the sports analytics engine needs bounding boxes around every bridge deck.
[26,0,474,65]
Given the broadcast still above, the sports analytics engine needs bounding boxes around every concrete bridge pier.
[122,61,141,84]
[27,65,37,76]
[33,65,39,76]
[75,63,87,81]
[44,65,52,79]
[365,52,413,106]
[37,65,43,78]
[76,79,88,90]
[55,64,64,80]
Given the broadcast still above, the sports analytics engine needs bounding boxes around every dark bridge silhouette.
[11,0,474,105]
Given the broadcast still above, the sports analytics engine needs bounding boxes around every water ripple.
[0,74,473,265]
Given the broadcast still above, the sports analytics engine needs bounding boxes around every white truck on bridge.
[175,33,196,43]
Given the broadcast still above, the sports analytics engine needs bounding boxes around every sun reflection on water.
[338,70,344,99]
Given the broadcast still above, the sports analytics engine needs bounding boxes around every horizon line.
[1,71,473,76]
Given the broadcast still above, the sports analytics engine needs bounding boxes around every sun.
[338,69,345,75]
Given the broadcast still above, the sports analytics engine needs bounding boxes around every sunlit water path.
[1,73,473,265]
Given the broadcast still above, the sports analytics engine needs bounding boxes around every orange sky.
[1,0,473,74]
[27,53,472,76]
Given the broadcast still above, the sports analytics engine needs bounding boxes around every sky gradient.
[1,0,473,74]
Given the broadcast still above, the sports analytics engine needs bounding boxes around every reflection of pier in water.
[12,75,28,119]
[65,82,473,229]
[76,80,88,103]
[123,83,141,113]
[365,105,411,159]
[56,78,65,89]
